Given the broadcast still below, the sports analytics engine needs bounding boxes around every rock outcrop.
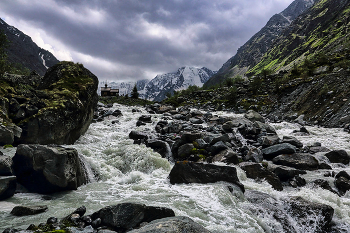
[0,61,98,145]
[12,144,88,194]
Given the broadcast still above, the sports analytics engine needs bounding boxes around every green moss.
[3,144,13,149]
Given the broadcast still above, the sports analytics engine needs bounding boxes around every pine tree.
[0,30,9,76]
[131,84,139,99]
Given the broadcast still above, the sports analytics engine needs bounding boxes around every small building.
[101,84,119,96]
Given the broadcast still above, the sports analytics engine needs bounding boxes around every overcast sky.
[0,0,294,82]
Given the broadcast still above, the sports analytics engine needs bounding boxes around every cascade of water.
[78,153,96,183]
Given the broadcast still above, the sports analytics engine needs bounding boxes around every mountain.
[204,0,316,88]
[0,18,59,76]
[104,66,215,101]
[248,0,350,75]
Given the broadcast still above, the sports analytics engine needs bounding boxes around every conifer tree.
[131,84,139,99]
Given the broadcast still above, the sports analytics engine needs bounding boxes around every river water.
[0,104,350,232]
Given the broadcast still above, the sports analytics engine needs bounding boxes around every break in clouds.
[0,0,293,82]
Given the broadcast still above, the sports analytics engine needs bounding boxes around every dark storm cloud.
[0,0,293,82]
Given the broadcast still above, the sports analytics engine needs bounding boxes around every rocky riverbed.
[1,103,350,232]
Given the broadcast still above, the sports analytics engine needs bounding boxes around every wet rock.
[244,147,263,163]
[194,139,208,149]
[212,149,240,164]
[147,140,171,159]
[262,143,297,160]
[335,171,350,195]
[112,109,122,117]
[307,145,330,154]
[272,153,319,170]
[209,141,229,155]
[244,110,265,123]
[138,115,152,123]
[0,155,13,176]
[312,179,338,195]
[268,164,306,181]
[181,132,202,143]
[253,121,277,135]
[189,117,204,124]
[258,135,280,147]
[240,162,283,191]
[91,203,175,232]
[128,216,211,233]
[287,196,334,232]
[12,144,88,194]
[222,118,252,132]
[0,176,16,200]
[129,131,149,141]
[169,161,244,193]
[10,205,48,216]
[324,150,350,164]
[282,136,303,148]
[177,143,194,158]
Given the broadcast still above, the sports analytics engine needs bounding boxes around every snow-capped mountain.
[100,66,215,101]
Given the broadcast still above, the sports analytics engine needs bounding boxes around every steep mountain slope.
[0,18,59,76]
[249,0,350,75]
[105,66,215,101]
[204,0,316,88]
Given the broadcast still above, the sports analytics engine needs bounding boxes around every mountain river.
[0,104,350,232]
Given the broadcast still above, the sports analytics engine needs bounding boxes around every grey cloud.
[0,0,294,82]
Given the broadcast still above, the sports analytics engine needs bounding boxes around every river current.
[1,104,350,232]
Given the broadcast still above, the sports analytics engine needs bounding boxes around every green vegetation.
[99,95,153,106]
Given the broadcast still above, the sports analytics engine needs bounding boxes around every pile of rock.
[4,204,209,233]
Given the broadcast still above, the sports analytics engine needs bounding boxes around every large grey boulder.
[272,153,319,170]
[240,162,283,191]
[244,110,265,123]
[12,144,88,194]
[324,150,350,164]
[10,205,48,216]
[0,176,16,200]
[128,216,211,233]
[169,161,245,193]
[91,203,175,232]
[0,123,22,146]
[262,143,297,160]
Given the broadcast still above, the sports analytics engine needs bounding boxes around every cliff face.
[204,0,316,88]
[0,18,59,76]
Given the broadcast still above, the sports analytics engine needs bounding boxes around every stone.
[127,216,211,233]
[0,176,16,200]
[268,164,306,181]
[272,153,319,170]
[189,118,204,124]
[244,109,265,123]
[324,150,350,164]
[16,62,99,145]
[282,136,303,148]
[10,205,48,216]
[335,176,350,196]
[12,144,88,194]
[177,143,194,158]
[129,131,149,141]
[138,115,152,123]
[262,143,297,160]
[258,135,280,147]
[0,155,13,176]
[240,162,283,191]
[169,161,245,193]
[112,109,122,117]
[0,124,14,146]
[181,132,202,143]
[209,141,229,155]
[212,149,239,164]
[312,179,338,195]
[244,147,263,163]
[253,121,277,134]
[91,203,175,232]
[287,197,334,231]
[147,140,171,160]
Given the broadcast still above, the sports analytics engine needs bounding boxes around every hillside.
[0,18,59,76]
[204,0,316,88]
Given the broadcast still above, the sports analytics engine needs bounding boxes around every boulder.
[272,153,319,170]
[10,205,48,216]
[262,143,297,160]
[335,171,350,195]
[282,136,303,148]
[288,197,334,232]
[12,144,88,194]
[138,115,152,123]
[169,161,244,193]
[147,140,171,160]
[128,216,211,233]
[253,121,277,134]
[91,203,175,232]
[244,110,265,123]
[312,179,338,195]
[244,147,263,163]
[324,150,350,164]
[129,131,149,141]
[15,62,98,145]
[240,162,283,191]
[0,155,13,175]
[209,141,228,155]
[258,135,280,147]
[212,149,240,164]
[268,164,306,181]
[177,143,194,158]
[0,176,16,200]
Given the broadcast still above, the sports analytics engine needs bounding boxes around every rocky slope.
[0,18,59,76]
[0,61,99,145]
[204,0,316,88]
[106,66,215,101]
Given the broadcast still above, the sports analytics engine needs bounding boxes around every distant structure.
[101,83,119,96]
